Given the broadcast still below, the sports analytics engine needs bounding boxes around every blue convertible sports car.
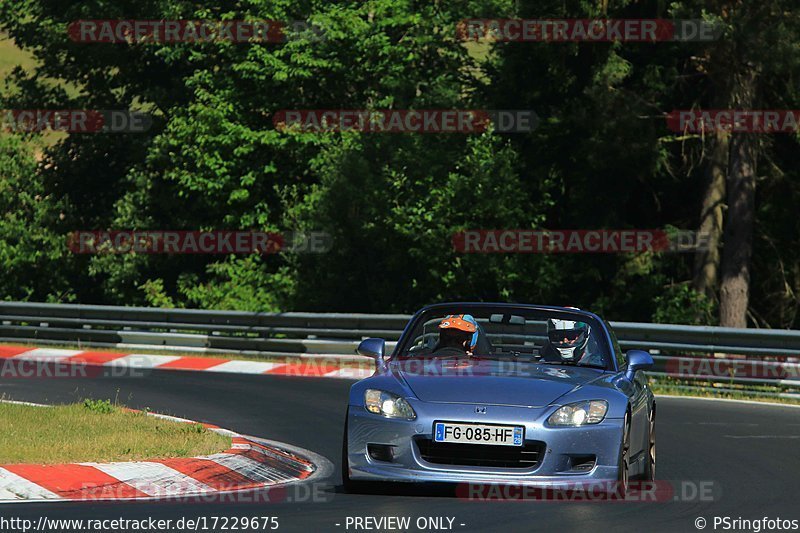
[342,303,656,494]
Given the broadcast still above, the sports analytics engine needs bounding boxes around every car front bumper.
[346,402,625,486]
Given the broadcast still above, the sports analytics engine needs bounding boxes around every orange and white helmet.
[438,314,477,333]
[439,314,479,350]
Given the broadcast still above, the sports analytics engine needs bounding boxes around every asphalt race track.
[1,371,799,533]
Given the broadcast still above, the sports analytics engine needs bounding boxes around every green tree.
[0,134,72,301]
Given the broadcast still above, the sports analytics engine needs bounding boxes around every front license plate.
[434,422,524,446]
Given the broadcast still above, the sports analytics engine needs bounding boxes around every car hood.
[391,357,605,408]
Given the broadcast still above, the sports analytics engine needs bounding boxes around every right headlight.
[364,389,416,420]
[547,400,608,427]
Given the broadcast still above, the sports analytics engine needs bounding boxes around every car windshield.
[397,306,611,370]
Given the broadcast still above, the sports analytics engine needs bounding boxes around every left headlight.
[364,389,416,420]
[547,400,608,427]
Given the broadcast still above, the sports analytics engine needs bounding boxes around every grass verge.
[0,399,231,464]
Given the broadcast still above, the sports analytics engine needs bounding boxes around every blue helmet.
[461,314,479,350]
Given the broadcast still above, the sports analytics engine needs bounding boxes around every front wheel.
[341,411,360,492]
[616,412,630,497]
[341,424,354,491]
[640,408,656,481]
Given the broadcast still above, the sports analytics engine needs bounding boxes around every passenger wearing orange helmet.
[431,314,478,357]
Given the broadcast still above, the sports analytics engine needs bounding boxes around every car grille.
[415,439,546,469]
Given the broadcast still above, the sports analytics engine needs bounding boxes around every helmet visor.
[548,328,586,345]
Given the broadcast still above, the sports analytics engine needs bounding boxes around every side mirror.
[625,350,653,381]
[357,338,386,367]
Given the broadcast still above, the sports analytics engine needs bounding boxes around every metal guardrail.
[0,301,798,396]
[611,321,800,357]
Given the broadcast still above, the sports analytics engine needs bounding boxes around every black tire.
[640,408,656,481]
[341,411,358,492]
[616,412,630,497]
[341,421,354,491]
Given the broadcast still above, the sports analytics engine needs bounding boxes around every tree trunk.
[719,72,758,328]
[692,131,728,297]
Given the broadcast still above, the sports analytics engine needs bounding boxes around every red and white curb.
[0,344,374,380]
[0,401,327,502]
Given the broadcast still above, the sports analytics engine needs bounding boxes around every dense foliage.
[1,0,799,326]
